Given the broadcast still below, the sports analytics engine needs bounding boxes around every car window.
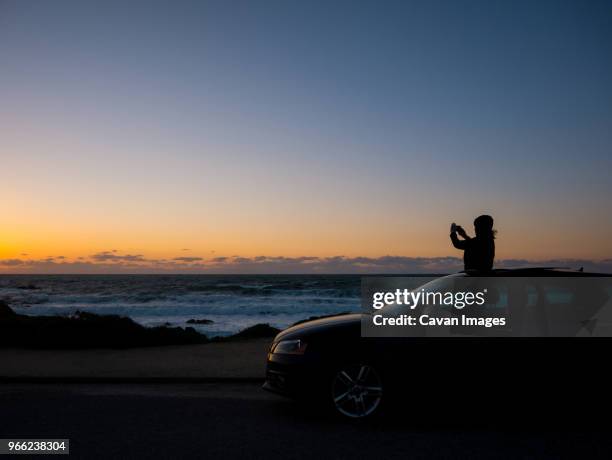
[541,285,574,305]
[519,279,611,336]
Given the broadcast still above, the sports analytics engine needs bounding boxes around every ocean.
[0,275,435,337]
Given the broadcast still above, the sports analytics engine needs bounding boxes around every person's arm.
[450,231,467,249]
[450,225,471,249]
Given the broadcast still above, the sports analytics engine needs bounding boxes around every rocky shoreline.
[0,301,280,349]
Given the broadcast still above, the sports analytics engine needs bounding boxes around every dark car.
[263,269,612,419]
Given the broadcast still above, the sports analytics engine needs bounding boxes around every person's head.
[474,214,495,239]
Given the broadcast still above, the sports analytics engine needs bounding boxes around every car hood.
[274,313,362,341]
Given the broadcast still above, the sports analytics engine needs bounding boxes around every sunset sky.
[1,0,611,273]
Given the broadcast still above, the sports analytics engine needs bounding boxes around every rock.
[186,318,214,325]
[0,300,17,319]
[17,283,39,290]
[291,312,351,326]
[0,309,209,348]
[231,323,280,339]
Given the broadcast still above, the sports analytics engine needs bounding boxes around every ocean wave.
[0,274,431,336]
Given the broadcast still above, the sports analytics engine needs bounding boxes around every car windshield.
[380,275,457,316]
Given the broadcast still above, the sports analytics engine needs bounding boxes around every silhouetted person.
[450,215,495,271]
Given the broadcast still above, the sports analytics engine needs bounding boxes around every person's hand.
[455,225,468,238]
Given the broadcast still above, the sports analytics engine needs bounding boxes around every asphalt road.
[0,383,611,459]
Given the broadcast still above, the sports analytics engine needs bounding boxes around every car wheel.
[330,363,383,419]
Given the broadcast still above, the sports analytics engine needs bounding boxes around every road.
[0,383,610,459]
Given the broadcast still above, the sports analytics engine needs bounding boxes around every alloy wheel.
[331,364,383,418]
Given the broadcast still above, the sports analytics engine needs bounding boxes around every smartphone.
[450,223,457,233]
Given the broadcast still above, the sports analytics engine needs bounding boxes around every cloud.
[0,253,611,274]
[90,251,146,263]
[0,259,26,266]
[173,257,203,262]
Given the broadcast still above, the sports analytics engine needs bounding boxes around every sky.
[1,0,611,273]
